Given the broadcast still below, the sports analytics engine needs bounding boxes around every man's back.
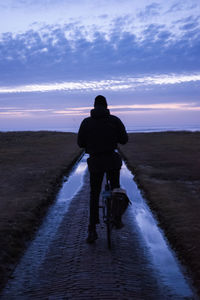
[78,105,128,155]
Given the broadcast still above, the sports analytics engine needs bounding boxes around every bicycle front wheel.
[106,198,112,249]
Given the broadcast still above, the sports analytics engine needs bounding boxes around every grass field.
[0,131,82,289]
[119,131,200,294]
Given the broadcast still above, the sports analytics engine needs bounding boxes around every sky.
[0,0,200,131]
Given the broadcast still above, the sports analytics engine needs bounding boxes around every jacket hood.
[90,107,110,119]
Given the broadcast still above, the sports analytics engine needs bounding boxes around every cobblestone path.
[1,173,192,299]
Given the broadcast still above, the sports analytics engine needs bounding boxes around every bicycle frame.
[101,176,113,249]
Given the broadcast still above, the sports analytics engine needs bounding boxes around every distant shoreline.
[1,126,200,133]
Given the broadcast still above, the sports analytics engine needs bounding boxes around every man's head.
[94,95,107,108]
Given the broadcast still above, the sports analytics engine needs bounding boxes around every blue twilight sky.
[0,0,200,131]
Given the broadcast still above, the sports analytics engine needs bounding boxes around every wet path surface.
[1,155,197,299]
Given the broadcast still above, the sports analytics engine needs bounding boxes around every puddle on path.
[2,154,196,299]
[120,161,195,299]
[2,154,88,293]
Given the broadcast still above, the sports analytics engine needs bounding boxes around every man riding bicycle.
[77,95,128,243]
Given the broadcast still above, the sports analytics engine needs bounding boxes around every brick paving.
[1,172,193,299]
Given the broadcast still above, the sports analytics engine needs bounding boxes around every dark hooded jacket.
[77,106,128,171]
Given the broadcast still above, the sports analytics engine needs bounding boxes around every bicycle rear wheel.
[107,221,111,249]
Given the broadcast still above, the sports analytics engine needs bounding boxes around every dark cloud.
[142,24,166,39]
[178,16,200,33]
[173,15,200,27]
[137,3,161,19]
[0,21,200,85]
[167,2,185,13]
[166,2,197,14]
[180,22,198,31]
[111,15,133,29]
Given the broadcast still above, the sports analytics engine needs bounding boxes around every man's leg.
[87,171,104,243]
[89,171,104,226]
[107,169,120,190]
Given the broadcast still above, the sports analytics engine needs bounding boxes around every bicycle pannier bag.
[111,188,131,218]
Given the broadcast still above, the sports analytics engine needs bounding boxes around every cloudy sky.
[0,0,200,131]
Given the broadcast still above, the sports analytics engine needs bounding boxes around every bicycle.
[99,177,114,249]
[99,175,131,249]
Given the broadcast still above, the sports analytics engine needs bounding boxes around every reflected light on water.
[58,155,88,203]
[120,162,193,298]
[1,154,88,296]
[75,162,88,174]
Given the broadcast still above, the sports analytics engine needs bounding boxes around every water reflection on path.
[58,154,87,203]
[3,154,88,290]
[120,162,194,298]
[2,154,195,299]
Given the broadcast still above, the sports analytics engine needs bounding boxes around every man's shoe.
[86,227,98,243]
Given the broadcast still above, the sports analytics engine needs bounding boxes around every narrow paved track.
[1,172,193,299]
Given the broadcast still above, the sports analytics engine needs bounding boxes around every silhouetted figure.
[77,95,128,243]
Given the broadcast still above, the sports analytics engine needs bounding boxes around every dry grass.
[0,131,82,289]
[119,131,200,294]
